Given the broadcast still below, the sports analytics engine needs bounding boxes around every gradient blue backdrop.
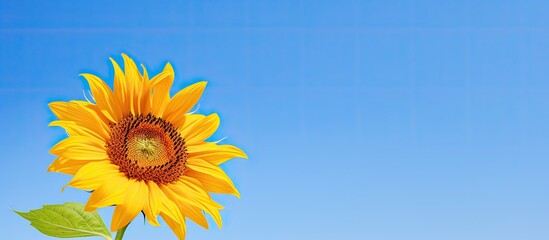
[1,1,548,239]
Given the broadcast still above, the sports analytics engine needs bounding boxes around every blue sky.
[1,1,549,239]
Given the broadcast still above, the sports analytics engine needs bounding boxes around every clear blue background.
[1,1,548,239]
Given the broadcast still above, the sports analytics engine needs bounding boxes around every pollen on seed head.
[106,114,187,184]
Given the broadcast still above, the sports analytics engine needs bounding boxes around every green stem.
[114,223,129,240]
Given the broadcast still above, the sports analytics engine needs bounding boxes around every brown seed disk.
[106,114,187,184]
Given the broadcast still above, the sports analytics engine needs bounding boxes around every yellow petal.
[122,53,141,115]
[162,62,174,78]
[47,157,88,175]
[71,100,113,129]
[158,191,186,239]
[179,199,209,229]
[163,81,207,124]
[180,176,209,195]
[110,57,130,116]
[84,174,129,211]
[162,181,223,228]
[143,181,163,226]
[66,161,119,190]
[150,69,174,117]
[182,113,220,144]
[175,177,211,229]
[49,101,110,140]
[187,142,247,165]
[139,64,152,115]
[50,136,108,161]
[111,180,148,231]
[160,210,186,240]
[80,73,121,122]
[150,62,174,87]
[160,192,185,224]
[172,113,205,131]
[186,158,240,198]
[49,120,105,143]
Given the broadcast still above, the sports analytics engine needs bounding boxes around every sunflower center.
[106,114,187,184]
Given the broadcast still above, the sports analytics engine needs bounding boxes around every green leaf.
[13,202,112,240]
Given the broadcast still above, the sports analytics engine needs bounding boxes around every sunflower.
[47,54,247,239]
